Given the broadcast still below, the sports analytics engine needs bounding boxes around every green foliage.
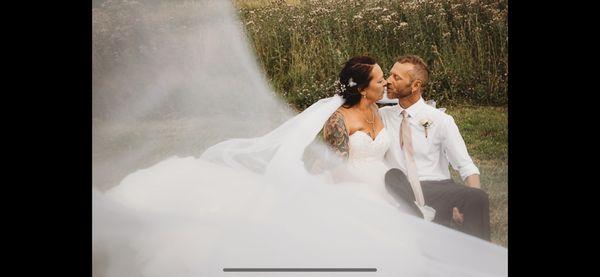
[236,0,508,110]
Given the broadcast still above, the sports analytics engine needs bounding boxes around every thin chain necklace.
[363,108,376,136]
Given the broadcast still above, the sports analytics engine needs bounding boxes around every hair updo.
[336,56,377,108]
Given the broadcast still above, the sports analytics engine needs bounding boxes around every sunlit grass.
[235,0,507,110]
[447,105,507,247]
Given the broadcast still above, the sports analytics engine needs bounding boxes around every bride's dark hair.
[337,56,377,108]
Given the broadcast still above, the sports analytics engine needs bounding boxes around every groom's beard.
[396,80,417,99]
[396,87,413,99]
[387,86,407,99]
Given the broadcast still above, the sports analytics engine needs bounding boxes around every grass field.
[235,0,507,110]
[446,105,507,246]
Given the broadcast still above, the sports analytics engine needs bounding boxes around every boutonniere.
[419,119,433,138]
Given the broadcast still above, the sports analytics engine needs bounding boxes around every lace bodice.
[347,127,391,166]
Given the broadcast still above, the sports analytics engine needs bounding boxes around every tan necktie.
[400,110,425,207]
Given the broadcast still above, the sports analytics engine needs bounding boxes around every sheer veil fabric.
[92,1,507,276]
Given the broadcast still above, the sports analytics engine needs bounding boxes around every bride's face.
[361,64,387,101]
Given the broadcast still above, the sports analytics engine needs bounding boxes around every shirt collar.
[396,97,426,118]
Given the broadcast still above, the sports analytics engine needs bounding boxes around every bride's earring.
[362,93,366,98]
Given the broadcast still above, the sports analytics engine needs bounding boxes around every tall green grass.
[236,0,507,110]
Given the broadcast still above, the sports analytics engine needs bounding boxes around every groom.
[379,55,491,241]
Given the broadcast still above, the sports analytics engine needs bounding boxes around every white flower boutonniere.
[419,119,433,138]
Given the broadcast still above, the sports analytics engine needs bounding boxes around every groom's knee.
[384,168,402,185]
[384,168,417,205]
[384,168,410,193]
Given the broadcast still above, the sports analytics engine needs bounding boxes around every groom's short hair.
[397,55,430,87]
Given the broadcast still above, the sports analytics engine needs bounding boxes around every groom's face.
[386,62,415,99]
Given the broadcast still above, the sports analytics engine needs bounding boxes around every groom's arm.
[464,174,481,189]
[441,115,481,187]
[323,111,349,160]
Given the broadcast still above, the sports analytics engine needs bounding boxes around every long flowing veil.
[200,95,343,184]
[93,0,293,192]
[93,1,507,276]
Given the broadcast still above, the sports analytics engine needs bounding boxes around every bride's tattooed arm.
[323,111,349,160]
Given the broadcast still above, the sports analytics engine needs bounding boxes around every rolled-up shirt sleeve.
[442,115,480,180]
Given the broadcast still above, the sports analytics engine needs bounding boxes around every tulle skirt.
[93,156,507,277]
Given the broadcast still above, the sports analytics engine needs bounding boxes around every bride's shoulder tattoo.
[323,111,349,159]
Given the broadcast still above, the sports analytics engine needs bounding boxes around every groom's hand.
[452,207,464,225]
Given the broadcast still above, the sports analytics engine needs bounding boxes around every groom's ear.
[412,79,422,92]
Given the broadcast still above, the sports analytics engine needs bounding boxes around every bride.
[317,56,403,207]
[94,54,507,276]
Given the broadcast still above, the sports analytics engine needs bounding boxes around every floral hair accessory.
[348,78,357,87]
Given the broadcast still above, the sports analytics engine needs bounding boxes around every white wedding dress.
[92,1,506,275]
[94,97,507,277]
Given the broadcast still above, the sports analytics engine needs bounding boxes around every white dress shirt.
[379,97,480,181]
